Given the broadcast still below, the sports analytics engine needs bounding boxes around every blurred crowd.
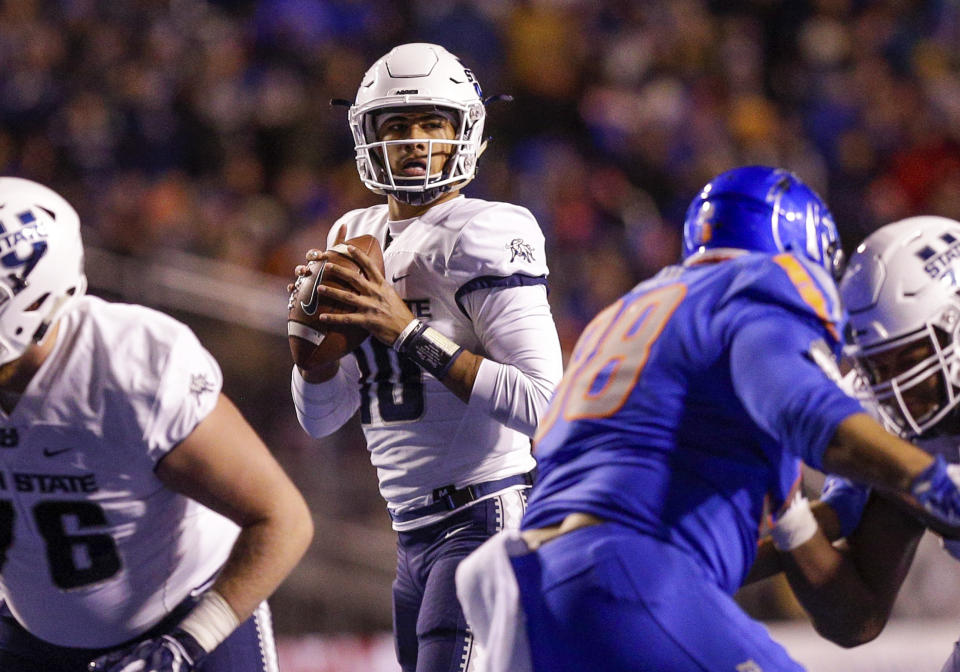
[4,0,960,631]
[4,0,960,349]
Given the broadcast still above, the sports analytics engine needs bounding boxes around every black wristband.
[399,324,463,380]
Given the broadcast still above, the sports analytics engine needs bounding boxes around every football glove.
[820,474,871,538]
[910,455,960,531]
[88,628,207,672]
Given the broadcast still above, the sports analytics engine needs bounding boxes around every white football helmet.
[0,177,86,366]
[840,216,960,437]
[348,43,487,206]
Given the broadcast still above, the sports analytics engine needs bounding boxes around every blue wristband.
[820,474,871,538]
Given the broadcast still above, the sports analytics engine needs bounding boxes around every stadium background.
[2,0,960,669]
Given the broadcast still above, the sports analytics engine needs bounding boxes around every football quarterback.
[289,43,563,672]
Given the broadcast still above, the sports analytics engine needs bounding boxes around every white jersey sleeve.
[447,201,548,282]
[291,355,362,438]
[464,283,563,437]
[453,201,560,436]
[144,317,223,462]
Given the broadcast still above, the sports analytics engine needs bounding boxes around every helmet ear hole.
[25,293,49,312]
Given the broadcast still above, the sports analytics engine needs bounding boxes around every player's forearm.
[783,494,923,647]
[822,413,933,492]
[747,493,924,648]
[441,349,483,403]
[743,500,843,585]
[779,534,889,647]
[428,342,557,434]
[210,496,313,622]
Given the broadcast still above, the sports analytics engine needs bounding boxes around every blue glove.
[910,455,960,530]
[88,629,206,672]
[820,474,871,538]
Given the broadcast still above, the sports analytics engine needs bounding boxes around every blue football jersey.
[523,252,865,593]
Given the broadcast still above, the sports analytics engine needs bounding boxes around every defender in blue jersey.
[455,166,960,672]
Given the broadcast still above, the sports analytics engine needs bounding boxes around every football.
[287,234,384,371]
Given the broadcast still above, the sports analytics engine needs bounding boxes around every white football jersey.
[0,295,239,648]
[328,196,543,511]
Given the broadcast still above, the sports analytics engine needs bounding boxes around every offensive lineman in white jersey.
[746,216,960,670]
[0,177,313,672]
[289,43,563,672]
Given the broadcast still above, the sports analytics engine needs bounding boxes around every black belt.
[389,470,536,523]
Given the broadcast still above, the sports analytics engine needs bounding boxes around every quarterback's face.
[376,112,456,180]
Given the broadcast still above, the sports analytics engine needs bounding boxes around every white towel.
[455,529,533,672]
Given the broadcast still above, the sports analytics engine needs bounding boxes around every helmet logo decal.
[0,210,48,295]
[692,201,714,245]
[463,68,483,98]
[767,175,791,252]
[919,233,960,281]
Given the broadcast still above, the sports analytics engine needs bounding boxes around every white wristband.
[770,493,818,551]
[178,590,241,654]
[393,318,422,352]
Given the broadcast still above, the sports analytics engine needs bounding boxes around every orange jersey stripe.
[773,254,840,342]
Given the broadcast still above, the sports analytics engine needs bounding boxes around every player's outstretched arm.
[777,492,924,647]
[822,412,960,535]
[822,413,931,492]
[745,465,925,647]
[738,411,949,650]
[92,393,313,672]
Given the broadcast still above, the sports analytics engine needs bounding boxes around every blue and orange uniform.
[517,250,864,671]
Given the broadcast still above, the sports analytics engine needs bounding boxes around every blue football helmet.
[682,166,844,279]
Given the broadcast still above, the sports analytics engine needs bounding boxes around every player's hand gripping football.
[296,243,416,349]
[88,628,206,672]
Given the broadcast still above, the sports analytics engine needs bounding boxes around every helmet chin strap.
[389,183,454,206]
